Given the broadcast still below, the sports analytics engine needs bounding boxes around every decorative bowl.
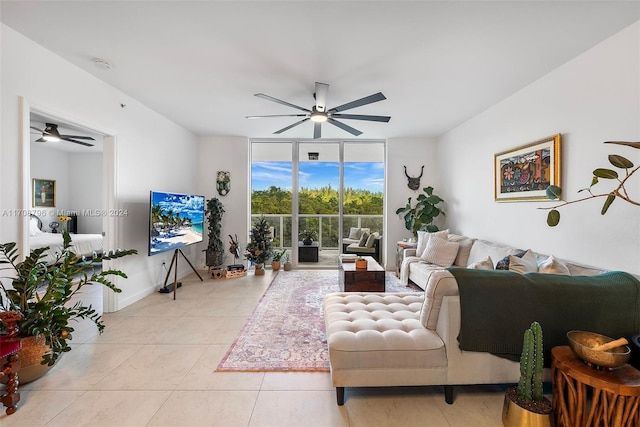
[566,330,631,369]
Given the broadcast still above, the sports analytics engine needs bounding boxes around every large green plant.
[395,186,445,236]
[0,233,137,366]
[204,197,225,267]
[544,141,639,226]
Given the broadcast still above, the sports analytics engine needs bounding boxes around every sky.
[251,161,384,192]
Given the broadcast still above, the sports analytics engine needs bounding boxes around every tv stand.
[160,248,202,299]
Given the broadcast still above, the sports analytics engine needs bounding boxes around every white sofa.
[323,232,619,406]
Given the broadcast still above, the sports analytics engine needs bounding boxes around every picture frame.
[494,134,561,202]
[33,178,56,207]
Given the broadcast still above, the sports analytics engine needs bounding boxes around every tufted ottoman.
[323,292,449,405]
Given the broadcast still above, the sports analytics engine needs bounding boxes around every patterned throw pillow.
[495,250,526,270]
[420,236,460,267]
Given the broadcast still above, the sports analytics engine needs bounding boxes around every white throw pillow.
[468,256,494,270]
[508,249,538,274]
[366,232,379,248]
[420,236,459,267]
[29,217,42,236]
[415,229,449,258]
[538,255,570,275]
[348,227,361,240]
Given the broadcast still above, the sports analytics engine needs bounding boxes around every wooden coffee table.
[339,256,385,292]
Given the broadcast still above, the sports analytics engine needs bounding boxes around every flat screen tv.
[149,191,205,256]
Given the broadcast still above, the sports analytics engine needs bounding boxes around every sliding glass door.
[251,140,384,268]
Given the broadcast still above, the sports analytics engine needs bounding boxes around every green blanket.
[447,268,640,367]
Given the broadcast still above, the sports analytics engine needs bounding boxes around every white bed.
[29,216,103,265]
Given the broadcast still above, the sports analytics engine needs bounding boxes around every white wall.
[385,137,438,268]
[68,152,103,234]
[438,21,640,274]
[1,24,200,309]
[196,136,250,269]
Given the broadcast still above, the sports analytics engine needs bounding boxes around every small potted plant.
[502,321,552,427]
[283,253,292,271]
[355,256,368,269]
[271,249,286,271]
[299,229,318,245]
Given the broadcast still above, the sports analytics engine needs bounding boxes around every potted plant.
[283,253,292,271]
[245,215,273,275]
[271,249,286,271]
[0,233,136,382]
[355,256,368,270]
[502,321,552,427]
[203,198,225,269]
[299,229,318,245]
[395,186,445,236]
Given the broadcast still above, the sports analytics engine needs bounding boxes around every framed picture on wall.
[494,134,561,202]
[33,178,56,207]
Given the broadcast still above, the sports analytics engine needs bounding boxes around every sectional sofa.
[323,231,640,405]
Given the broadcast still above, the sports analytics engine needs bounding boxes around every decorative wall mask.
[404,165,424,190]
[217,171,230,196]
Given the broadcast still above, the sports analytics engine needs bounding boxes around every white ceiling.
[3,1,639,140]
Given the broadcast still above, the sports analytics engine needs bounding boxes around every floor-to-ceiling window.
[251,140,384,268]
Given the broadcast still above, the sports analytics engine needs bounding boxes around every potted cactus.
[502,321,552,427]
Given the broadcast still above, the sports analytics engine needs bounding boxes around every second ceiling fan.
[247,82,391,139]
[30,123,95,147]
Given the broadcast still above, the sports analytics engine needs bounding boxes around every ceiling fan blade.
[329,92,386,113]
[273,118,310,134]
[327,118,362,136]
[255,93,310,113]
[34,137,46,142]
[60,134,95,140]
[313,123,322,139]
[331,113,391,122]
[30,126,44,132]
[246,114,308,119]
[314,82,329,112]
[61,137,94,147]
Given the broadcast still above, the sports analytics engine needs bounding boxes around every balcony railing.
[250,214,383,250]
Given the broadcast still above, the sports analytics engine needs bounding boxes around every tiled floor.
[2,270,507,426]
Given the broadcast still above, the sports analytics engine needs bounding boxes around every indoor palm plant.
[0,232,136,370]
[395,186,445,236]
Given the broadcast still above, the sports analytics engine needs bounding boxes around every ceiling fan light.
[43,123,61,142]
[42,135,60,142]
[310,111,327,123]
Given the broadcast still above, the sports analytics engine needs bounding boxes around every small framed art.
[33,178,56,207]
[494,134,561,202]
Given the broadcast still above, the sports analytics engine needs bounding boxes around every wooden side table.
[552,345,640,427]
[395,241,416,277]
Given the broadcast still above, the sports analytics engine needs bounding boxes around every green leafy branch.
[541,141,639,226]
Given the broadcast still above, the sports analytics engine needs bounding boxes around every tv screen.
[149,191,205,256]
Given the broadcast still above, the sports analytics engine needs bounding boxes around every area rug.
[216,270,421,372]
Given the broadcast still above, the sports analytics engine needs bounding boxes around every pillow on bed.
[29,217,43,236]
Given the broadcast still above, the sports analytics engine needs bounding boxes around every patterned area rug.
[216,270,422,372]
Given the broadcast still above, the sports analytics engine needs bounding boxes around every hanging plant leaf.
[601,193,616,215]
[547,209,560,226]
[604,141,640,149]
[593,168,618,179]
[608,154,634,169]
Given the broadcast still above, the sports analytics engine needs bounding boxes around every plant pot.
[271,261,281,271]
[283,262,292,271]
[254,263,265,275]
[355,259,368,269]
[502,386,551,427]
[16,335,56,384]
[303,238,313,245]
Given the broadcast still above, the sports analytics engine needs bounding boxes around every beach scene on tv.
[149,191,204,255]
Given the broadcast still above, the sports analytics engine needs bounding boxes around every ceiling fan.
[246,82,391,139]
[30,123,95,147]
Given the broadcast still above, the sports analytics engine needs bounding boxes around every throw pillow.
[448,234,475,267]
[467,256,494,270]
[495,250,526,270]
[420,236,460,267]
[366,232,379,248]
[415,229,449,258]
[29,217,42,236]
[508,249,538,274]
[348,227,361,240]
[538,255,570,275]
[358,232,369,247]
